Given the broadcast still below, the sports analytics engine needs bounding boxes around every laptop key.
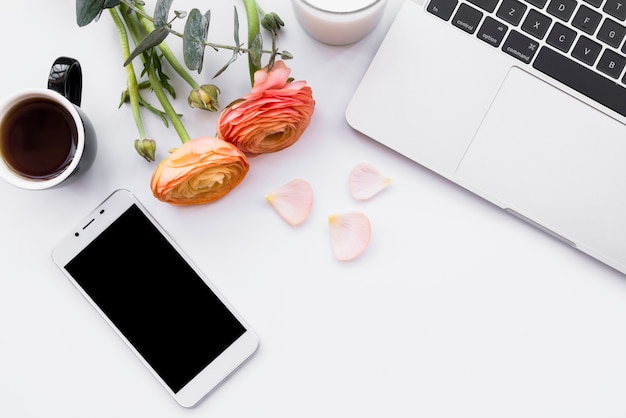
[502,30,540,62]
[546,0,578,21]
[521,9,553,39]
[603,0,626,21]
[497,0,528,25]
[597,18,626,48]
[597,48,626,78]
[427,0,459,21]
[572,4,602,34]
[533,46,626,117]
[522,0,548,8]
[571,35,603,65]
[546,22,577,52]
[468,0,500,13]
[453,3,484,33]
[478,16,509,46]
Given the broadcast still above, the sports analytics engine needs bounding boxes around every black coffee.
[0,98,78,180]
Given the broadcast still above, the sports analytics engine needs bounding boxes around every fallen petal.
[266,178,314,226]
[329,211,371,261]
[349,162,392,200]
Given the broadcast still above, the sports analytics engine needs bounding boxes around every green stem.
[109,7,146,139]
[123,5,191,144]
[118,10,170,127]
[120,5,146,57]
[242,0,261,85]
[147,58,191,143]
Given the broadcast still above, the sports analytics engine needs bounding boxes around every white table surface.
[2,0,626,416]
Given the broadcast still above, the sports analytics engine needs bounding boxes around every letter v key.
[572,35,602,65]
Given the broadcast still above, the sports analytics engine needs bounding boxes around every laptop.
[346,0,626,274]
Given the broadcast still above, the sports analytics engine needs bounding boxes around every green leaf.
[76,0,120,26]
[151,51,176,99]
[153,0,174,28]
[76,0,106,26]
[233,6,240,47]
[213,50,239,79]
[249,33,263,70]
[183,8,210,73]
[139,97,170,128]
[123,27,170,67]
[213,7,246,79]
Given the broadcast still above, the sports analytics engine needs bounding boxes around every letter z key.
[497,0,528,25]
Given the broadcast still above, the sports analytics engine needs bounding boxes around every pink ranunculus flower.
[150,136,250,205]
[217,60,315,155]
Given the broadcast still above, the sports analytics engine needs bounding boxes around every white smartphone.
[52,189,259,407]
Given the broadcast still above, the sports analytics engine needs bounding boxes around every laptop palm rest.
[456,67,626,269]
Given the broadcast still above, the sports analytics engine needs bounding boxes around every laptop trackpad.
[456,66,626,268]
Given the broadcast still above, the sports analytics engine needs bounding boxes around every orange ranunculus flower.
[217,60,315,155]
[150,136,250,205]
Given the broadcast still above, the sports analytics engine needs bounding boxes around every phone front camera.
[74,232,79,237]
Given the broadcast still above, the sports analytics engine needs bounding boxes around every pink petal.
[349,163,391,200]
[251,61,291,93]
[266,179,314,226]
[329,212,371,261]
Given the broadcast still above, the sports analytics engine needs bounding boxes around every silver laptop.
[347,0,626,274]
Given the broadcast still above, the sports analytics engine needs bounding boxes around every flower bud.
[188,84,221,112]
[119,89,130,108]
[134,138,157,162]
[261,12,285,34]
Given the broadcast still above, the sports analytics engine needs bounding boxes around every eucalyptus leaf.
[103,0,121,8]
[233,6,240,47]
[76,0,106,27]
[268,50,276,71]
[153,0,173,28]
[213,7,242,79]
[249,33,263,71]
[183,8,210,73]
[124,27,170,67]
[213,51,238,79]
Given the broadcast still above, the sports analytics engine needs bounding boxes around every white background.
[1,0,626,416]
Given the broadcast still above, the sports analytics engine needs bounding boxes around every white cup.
[291,0,387,45]
[0,57,96,190]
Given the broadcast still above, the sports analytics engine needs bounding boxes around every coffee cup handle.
[47,57,83,107]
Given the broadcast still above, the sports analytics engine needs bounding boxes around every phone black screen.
[65,204,246,393]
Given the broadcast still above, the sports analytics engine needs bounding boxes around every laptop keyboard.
[427,0,626,117]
